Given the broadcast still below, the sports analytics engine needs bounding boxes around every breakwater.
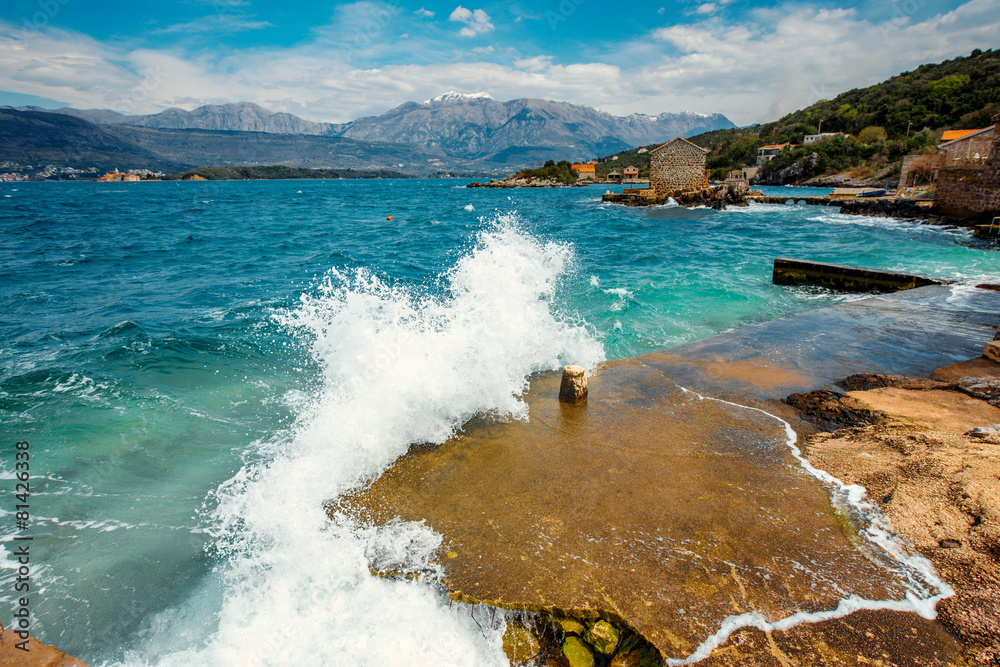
[602,186,954,224]
[772,258,949,292]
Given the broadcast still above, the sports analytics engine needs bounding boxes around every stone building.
[939,126,995,165]
[934,115,1000,217]
[648,137,709,197]
[623,165,640,182]
[899,125,995,191]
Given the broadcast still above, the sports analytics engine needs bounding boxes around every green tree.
[858,126,888,144]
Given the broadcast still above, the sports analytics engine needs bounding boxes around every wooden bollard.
[559,365,588,404]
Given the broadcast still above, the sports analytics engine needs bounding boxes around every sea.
[2,179,1000,666]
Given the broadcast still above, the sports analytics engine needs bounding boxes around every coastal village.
[470,114,1000,237]
[588,114,1000,235]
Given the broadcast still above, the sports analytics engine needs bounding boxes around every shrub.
[858,126,888,144]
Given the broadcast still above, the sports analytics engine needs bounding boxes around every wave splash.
[121,215,604,666]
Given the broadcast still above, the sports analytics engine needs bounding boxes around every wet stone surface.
[339,360,906,661]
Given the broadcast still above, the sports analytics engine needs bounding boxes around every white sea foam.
[603,287,632,312]
[121,216,604,666]
[809,209,971,237]
[464,204,475,211]
[669,388,953,665]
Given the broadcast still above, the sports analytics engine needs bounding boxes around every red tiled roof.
[941,128,984,141]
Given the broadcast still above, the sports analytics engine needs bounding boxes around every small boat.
[857,189,887,198]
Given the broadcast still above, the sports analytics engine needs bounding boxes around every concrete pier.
[773,258,949,293]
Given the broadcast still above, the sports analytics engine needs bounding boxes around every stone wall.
[899,154,939,189]
[935,116,1000,216]
[941,128,994,164]
[649,139,709,197]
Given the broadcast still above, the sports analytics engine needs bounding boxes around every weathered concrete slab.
[339,285,1000,664]
[772,258,946,293]
[640,285,1000,406]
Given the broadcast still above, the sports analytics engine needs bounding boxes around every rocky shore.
[789,363,1000,666]
[466,176,587,188]
[0,629,88,666]
[749,155,899,190]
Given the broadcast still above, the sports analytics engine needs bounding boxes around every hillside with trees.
[595,48,1000,183]
[511,160,580,184]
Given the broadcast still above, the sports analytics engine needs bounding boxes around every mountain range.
[5,92,735,174]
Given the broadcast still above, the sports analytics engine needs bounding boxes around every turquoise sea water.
[2,179,999,665]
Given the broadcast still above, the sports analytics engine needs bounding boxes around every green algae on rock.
[557,617,587,637]
[561,636,595,667]
[584,620,620,655]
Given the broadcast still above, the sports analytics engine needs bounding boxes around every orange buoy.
[387,215,393,220]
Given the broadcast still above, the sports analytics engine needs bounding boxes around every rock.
[584,620,620,655]
[750,157,809,186]
[609,639,662,667]
[836,198,939,222]
[558,617,587,636]
[465,175,574,188]
[954,378,1000,407]
[0,630,89,666]
[841,373,944,391]
[559,365,588,404]
[562,636,595,667]
[985,340,1000,364]
[966,424,1000,438]
[783,389,885,429]
[802,384,1000,666]
[503,622,541,665]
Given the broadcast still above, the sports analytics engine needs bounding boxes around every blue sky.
[0,0,997,125]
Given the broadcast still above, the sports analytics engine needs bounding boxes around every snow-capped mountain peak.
[423,91,496,104]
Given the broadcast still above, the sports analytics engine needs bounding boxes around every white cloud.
[152,15,274,35]
[0,0,998,126]
[645,0,1000,123]
[415,8,434,18]
[695,4,718,15]
[514,55,553,72]
[449,6,494,37]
